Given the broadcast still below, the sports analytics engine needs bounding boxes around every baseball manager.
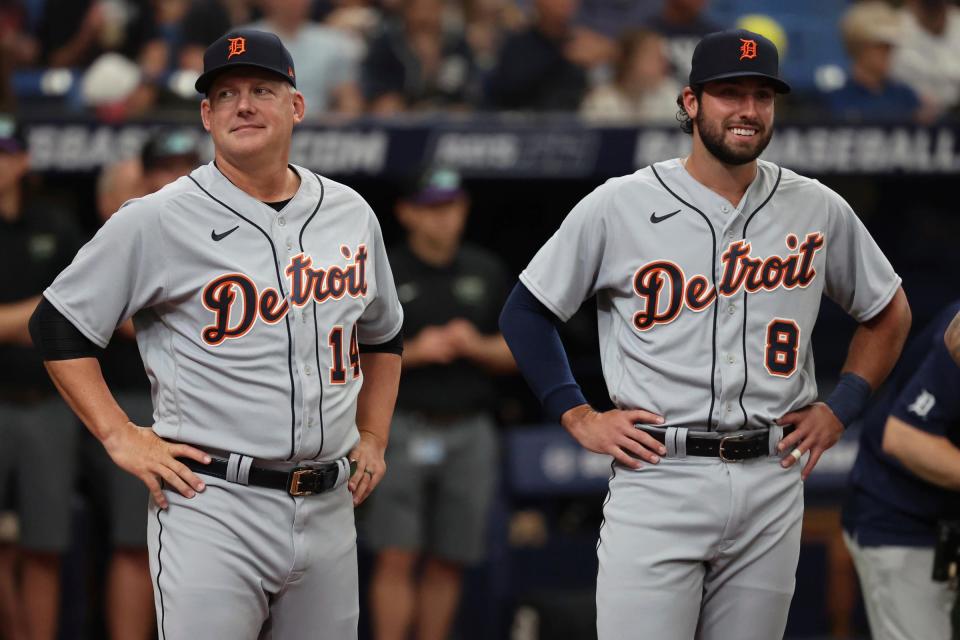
[29,30,403,639]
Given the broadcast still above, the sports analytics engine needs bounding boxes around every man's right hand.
[102,422,210,509]
[560,405,666,469]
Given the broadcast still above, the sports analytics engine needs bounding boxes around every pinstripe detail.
[154,497,167,639]
[651,165,719,430]
[188,176,298,458]
[300,173,326,459]
[737,166,783,427]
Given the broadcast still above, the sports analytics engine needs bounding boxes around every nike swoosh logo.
[650,210,681,224]
[211,225,240,241]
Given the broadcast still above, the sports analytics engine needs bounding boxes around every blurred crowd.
[0,0,956,123]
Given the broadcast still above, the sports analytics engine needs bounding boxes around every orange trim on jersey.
[764,318,801,378]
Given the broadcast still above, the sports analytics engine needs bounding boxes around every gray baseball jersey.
[45,162,403,462]
[521,158,900,432]
[520,157,900,640]
[44,162,402,638]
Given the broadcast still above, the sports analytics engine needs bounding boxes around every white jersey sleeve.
[520,183,611,322]
[821,186,901,322]
[356,207,403,344]
[44,199,167,348]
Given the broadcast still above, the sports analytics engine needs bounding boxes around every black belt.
[180,456,344,496]
[639,425,796,462]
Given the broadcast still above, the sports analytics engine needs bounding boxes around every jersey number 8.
[765,319,799,377]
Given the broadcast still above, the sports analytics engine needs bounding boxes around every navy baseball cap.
[403,167,465,205]
[689,29,791,94]
[141,130,200,170]
[195,29,297,95]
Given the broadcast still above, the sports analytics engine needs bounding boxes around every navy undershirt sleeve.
[499,281,587,422]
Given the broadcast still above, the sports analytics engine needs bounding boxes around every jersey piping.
[187,176,298,459]
[651,165,719,430]
[301,173,326,460]
[155,496,167,639]
[737,166,783,428]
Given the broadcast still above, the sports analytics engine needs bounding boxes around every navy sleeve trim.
[359,329,404,356]
[499,281,587,422]
[29,297,102,360]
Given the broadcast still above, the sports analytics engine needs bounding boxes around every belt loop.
[226,454,253,485]
[237,455,253,485]
[665,427,688,458]
[335,457,350,489]
[768,425,784,457]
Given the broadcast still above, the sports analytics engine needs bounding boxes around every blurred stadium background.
[2,0,960,638]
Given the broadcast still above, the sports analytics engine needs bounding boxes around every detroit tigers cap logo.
[227,36,246,59]
[739,38,758,61]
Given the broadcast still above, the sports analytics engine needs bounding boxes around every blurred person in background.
[575,0,658,40]
[462,0,525,73]
[0,115,84,640]
[36,0,176,117]
[0,507,25,640]
[365,167,514,640]
[0,1,39,68]
[644,0,721,86]
[316,0,384,44]
[825,0,934,124]
[892,0,960,117]
[80,130,199,640]
[179,0,260,72]
[580,28,681,122]
[842,300,960,640]
[362,0,478,114]
[486,0,598,111]
[245,0,364,117]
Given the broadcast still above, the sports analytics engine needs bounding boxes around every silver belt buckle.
[718,433,746,463]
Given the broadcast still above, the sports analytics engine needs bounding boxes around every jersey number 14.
[328,325,361,384]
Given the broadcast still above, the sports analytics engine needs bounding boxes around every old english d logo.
[739,38,757,60]
[227,37,246,59]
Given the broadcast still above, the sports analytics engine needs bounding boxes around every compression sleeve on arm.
[359,328,404,356]
[499,281,587,422]
[28,296,102,360]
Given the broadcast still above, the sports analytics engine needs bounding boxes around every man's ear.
[200,98,213,132]
[292,91,306,124]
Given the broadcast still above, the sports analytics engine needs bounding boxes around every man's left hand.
[776,402,844,480]
[348,429,387,506]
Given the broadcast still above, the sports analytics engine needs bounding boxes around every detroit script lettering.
[201,244,368,346]
[632,233,825,331]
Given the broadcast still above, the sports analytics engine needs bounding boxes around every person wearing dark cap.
[498,28,910,639]
[139,129,202,194]
[0,115,85,640]
[28,29,404,639]
[365,167,514,640]
[69,130,202,640]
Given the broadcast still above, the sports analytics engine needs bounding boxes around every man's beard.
[695,110,773,166]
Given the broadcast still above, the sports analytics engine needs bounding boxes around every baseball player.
[842,299,960,640]
[499,29,912,640]
[28,29,403,639]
